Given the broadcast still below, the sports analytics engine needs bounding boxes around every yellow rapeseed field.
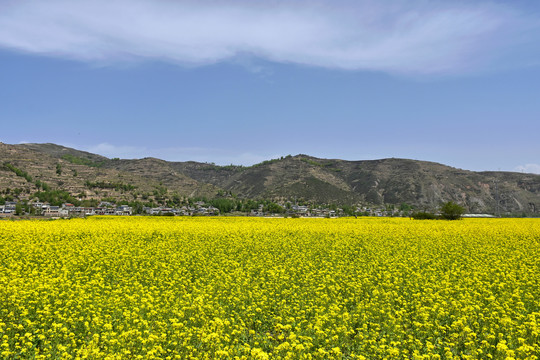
[1,217,539,359]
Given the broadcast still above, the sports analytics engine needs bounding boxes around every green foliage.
[0,196,5,205]
[240,199,259,212]
[170,194,183,206]
[143,201,158,208]
[216,190,231,197]
[34,180,51,191]
[80,199,100,208]
[300,157,342,172]
[56,163,62,175]
[15,203,24,216]
[300,158,323,167]
[61,154,104,167]
[3,162,33,182]
[210,198,236,213]
[28,205,36,215]
[85,181,136,191]
[440,201,465,220]
[400,203,413,212]
[340,205,353,216]
[153,186,167,197]
[411,203,464,220]
[124,201,145,215]
[34,190,80,207]
[412,212,438,220]
[263,202,285,214]
[250,157,283,168]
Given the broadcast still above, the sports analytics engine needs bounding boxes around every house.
[293,205,309,213]
[44,206,61,217]
[84,208,96,216]
[115,205,132,216]
[4,202,17,213]
[31,202,45,209]
[95,207,108,215]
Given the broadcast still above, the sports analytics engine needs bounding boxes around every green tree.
[263,202,285,214]
[15,203,24,216]
[440,201,465,220]
[412,211,437,220]
[210,198,236,213]
[56,163,62,175]
[400,203,412,212]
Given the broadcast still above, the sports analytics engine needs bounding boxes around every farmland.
[1,217,539,359]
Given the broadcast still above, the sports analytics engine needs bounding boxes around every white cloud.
[0,0,537,75]
[82,143,279,166]
[84,143,149,159]
[514,164,540,174]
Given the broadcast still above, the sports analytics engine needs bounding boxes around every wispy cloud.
[83,143,279,166]
[85,143,148,160]
[0,0,538,75]
[515,164,540,175]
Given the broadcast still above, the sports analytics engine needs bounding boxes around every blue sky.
[1,0,539,173]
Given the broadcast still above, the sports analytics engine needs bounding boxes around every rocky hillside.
[0,143,216,203]
[1,142,538,215]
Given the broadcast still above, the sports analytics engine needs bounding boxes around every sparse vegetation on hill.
[85,180,136,192]
[34,189,79,206]
[0,142,537,216]
[62,154,105,167]
[3,162,33,182]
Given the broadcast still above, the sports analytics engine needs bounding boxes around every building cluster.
[0,201,221,218]
[0,201,133,217]
[250,204,405,217]
[1,200,408,218]
[142,202,220,216]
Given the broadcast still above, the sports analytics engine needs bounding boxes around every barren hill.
[1,142,538,215]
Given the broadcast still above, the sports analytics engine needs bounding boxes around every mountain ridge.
[1,142,538,215]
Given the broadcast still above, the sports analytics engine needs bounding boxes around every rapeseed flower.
[0,217,539,358]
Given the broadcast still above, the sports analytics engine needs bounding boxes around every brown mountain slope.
[5,142,540,215]
[170,154,539,214]
[1,143,216,202]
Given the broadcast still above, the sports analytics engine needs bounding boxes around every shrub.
[412,211,438,220]
[440,201,465,220]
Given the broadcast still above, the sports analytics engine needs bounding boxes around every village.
[0,200,407,218]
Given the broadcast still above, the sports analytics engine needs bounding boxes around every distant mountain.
[1,142,538,215]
